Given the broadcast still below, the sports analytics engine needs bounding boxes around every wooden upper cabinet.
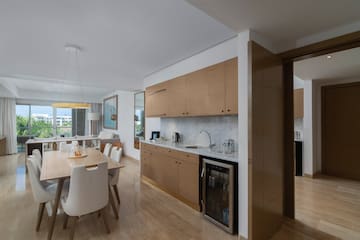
[167,75,188,117]
[224,58,238,114]
[145,82,169,117]
[203,62,226,115]
[294,88,304,118]
[187,63,226,116]
[145,57,238,118]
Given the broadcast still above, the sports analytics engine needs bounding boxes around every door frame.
[278,31,360,219]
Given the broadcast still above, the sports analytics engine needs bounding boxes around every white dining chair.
[59,142,72,152]
[29,149,42,172]
[109,147,122,205]
[61,162,110,239]
[27,158,61,232]
[103,143,112,157]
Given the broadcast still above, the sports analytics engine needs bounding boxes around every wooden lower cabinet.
[140,143,200,210]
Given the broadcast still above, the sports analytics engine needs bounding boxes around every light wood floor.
[0,154,359,239]
[295,175,360,239]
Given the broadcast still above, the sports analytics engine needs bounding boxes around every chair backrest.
[59,142,72,152]
[27,158,54,203]
[110,147,122,163]
[103,143,112,157]
[63,162,108,216]
[32,149,42,172]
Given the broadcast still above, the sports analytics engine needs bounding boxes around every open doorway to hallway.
[291,47,360,239]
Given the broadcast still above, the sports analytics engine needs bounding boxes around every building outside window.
[15,104,80,152]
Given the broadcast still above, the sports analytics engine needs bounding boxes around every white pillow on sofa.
[98,131,114,139]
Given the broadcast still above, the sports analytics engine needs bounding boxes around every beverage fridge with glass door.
[201,157,238,234]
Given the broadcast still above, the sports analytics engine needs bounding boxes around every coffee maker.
[172,132,181,143]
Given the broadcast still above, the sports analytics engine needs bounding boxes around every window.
[30,105,54,138]
[55,108,72,137]
[15,104,85,152]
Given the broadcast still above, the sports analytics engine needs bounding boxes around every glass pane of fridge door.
[205,163,230,227]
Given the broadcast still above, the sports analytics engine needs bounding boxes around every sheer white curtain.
[0,98,17,154]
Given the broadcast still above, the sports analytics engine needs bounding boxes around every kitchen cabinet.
[177,157,199,205]
[294,88,304,118]
[187,63,225,116]
[224,58,238,114]
[145,81,169,117]
[167,75,188,117]
[140,143,200,210]
[145,57,238,118]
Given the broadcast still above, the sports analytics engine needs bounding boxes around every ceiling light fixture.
[327,55,332,59]
[52,44,90,109]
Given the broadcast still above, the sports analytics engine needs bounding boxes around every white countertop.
[141,140,238,163]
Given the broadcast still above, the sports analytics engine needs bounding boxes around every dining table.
[40,148,123,240]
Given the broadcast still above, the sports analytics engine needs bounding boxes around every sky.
[16,105,72,117]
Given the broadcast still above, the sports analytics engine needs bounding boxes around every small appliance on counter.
[150,131,160,140]
[223,139,235,154]
[171,132,182,143]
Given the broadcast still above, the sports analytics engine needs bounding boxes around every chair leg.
[63,213,69,229]
[108,186,119,220]
[112,185,121,205]
[70,216,79,240]
[36,202,45,232]
[101,207,111,234]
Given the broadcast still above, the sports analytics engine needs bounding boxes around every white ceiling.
[0,0,235,101]
[1,0,360,102]
[186,0,360,50]
[295,47,360,81]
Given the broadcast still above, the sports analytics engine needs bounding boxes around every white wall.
[303,80,314,175]
[237,30,251,238]
[102,91,140,160]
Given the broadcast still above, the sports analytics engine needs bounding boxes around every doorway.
[290,46,360,239]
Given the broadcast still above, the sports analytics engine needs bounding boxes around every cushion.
[98,131,114,139]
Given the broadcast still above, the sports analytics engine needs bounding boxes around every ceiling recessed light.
[327,55,332,59]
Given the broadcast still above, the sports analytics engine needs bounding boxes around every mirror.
[134,91,145,149]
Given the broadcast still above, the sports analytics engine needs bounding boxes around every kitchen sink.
[184,145,199,149]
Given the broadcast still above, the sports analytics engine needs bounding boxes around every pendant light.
[52,44,90,109]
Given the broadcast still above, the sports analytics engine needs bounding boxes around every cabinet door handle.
[201,168,205,178]
[148,88,167,96]
[227,109,231,112]
[221,109,224,113]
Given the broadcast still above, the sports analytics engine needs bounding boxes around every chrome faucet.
[200,130,216,149]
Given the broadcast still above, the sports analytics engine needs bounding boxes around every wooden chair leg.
[101,208,110,234]
[108,186,119,220]
[63,213,69,229]
[36,202,46,232]
[112,185,121,205]
[70,216,79,240]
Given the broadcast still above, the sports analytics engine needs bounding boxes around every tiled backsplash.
[160,116,238,149]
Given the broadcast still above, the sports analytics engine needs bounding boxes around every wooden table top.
[40,148,122,181]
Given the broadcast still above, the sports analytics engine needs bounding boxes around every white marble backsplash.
[160,116,238,149]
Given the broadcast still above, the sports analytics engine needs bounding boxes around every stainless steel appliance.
[171,132,181,143]
[201,157,237,234]
[150,131,160,140]
[223,139,235,154]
